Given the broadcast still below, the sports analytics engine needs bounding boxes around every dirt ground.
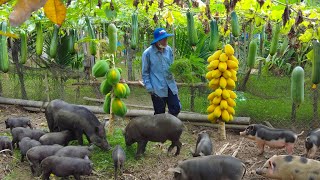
[0,105,310,180]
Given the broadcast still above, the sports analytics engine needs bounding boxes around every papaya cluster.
[92,60,130,117]
[206,44,238,123]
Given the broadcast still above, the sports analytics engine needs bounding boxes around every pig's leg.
[73,174,81,180]
[168,140,182,156]
[256,142,265,155]
[285,143,294,155]
[136,141,147,158]
[75,130,84,145]
[21,154,25,162]
[41,170,50,180]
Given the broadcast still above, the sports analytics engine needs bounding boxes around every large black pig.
[124,113,183,158]
[41,155,93,180]
[26,144,63,176]
[168,155,246,180]
[5,117,32,131]
[45,99,110,150]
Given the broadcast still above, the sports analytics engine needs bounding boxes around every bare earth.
[0,105,309,180]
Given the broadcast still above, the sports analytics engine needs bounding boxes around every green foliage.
[169,55,205,83]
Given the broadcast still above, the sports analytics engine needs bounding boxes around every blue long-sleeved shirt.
[142,45,178,97]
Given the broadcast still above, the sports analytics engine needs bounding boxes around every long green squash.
[0,22,9,73]
[68,29,76,55]
[230,11,240,37]
[247,39,257,68]
[209,19,219,51]
[108,23,117,54]
[130,13,138,50]
[36,22,43,56]
[20,29,27,64]
[312,41,320,85]
[269,23,281,56]
[49,25,59,58]
[85,17,97,55]
[291,66,304,105]
[186,11,198,46]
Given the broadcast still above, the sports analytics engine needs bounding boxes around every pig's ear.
[268,160,275,170]
[167,167,181,174]
[84,155,89,160]
[102,118,109,126]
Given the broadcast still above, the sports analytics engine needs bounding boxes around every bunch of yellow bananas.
[206,44,239,123]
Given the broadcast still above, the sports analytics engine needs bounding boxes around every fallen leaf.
[9,0,48,27]
[44,0,66,26]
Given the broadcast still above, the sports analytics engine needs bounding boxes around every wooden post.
[190,86,195,112]
[44,72,50,102]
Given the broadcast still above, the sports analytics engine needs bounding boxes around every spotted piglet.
[256,155,320,180]
[239,124,303,155]
[305,128,320,159]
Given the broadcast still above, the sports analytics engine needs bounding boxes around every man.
[142,27,181,117]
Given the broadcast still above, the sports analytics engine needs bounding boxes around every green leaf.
[306,49,314,62]
[105,8,117,19]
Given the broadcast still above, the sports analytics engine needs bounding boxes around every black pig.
[5,117,32,131]
[55,145,93,158]
[18,137,41,162]
[39,130,75,146]
[0,136,13,155]
[192,131,213,157]
[305,128,320,159]
[26,144,63,176]
[41,155,93,180]
[11,127,45,149]
[124,113,183,158]
[112,145,126,180]
[45,99,110,150]
[168,155,246,180]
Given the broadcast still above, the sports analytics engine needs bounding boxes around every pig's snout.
[255,168,263,175]
[239,131,246,136]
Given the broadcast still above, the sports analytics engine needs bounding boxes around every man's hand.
[149,91,159,97]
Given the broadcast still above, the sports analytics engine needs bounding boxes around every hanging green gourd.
[186,10,198,46]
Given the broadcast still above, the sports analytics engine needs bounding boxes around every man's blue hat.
[150,28,173,45]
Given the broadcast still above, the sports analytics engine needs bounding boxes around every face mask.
[157,43,166,49]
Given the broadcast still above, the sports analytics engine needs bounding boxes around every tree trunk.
[291,102,297,125]
[127,48,134,81]
[238,68,251,91]
[11,39,28,99]
[312,86,319,128]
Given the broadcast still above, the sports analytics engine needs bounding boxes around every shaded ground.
[0,105,309,180]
